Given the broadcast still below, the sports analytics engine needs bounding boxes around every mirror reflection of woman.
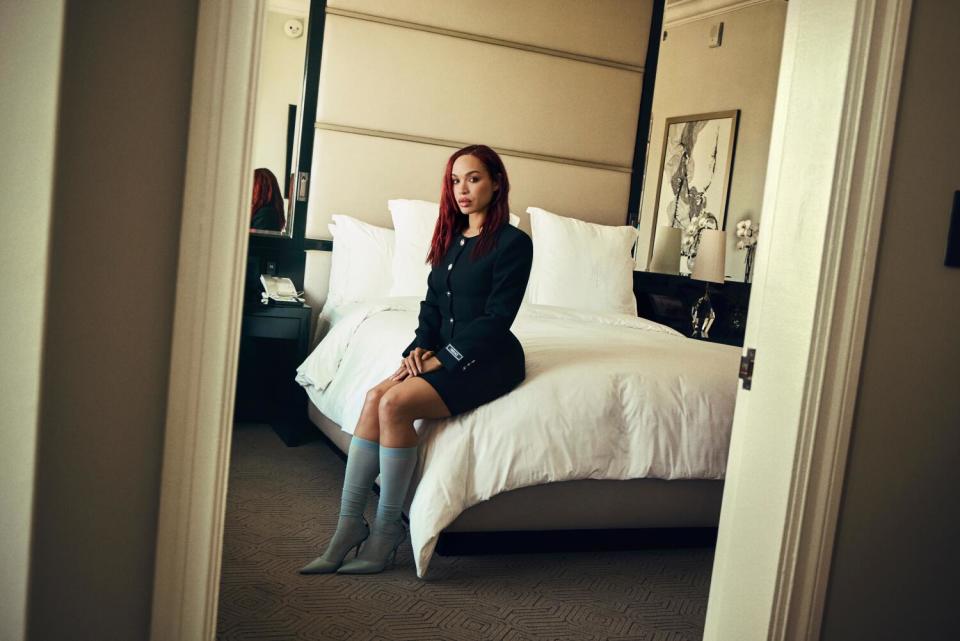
[250,167,286,231]
[300,144,533,576]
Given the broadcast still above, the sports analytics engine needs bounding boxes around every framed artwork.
[651,110,740,275]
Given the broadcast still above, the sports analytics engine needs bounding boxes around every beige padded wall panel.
[503,155,632,228]
[317,14,643,168]
[328,0,652,68]
[305,128,452,237]
[305,128,632,239]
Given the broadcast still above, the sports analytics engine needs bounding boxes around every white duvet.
[295,297,740,578]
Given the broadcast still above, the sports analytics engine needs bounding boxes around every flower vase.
[744,245,755,283]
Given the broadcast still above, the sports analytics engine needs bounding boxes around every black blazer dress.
[401,223,533,416]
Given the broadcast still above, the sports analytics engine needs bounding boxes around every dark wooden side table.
[234,303,315,446]
[633,271,751,347]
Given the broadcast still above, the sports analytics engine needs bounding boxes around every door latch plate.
[739,348,756,390]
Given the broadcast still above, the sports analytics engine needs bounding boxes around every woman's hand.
[390,363,410,381]
[392,348,442,380]
[419,355,442,374]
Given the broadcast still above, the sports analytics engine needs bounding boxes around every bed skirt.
[307,403,724,533]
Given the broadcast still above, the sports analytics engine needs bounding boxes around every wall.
[636,0,787,280]
[820,2,960,638]
[302,0,655,311]
[23,2,198,640]
[250,9,308,218]
[0,3,64,639]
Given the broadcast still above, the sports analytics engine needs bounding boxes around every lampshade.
[692,229,726,284]
[649,226,682,274]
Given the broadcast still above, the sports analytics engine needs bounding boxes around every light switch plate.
[709,22,724,48]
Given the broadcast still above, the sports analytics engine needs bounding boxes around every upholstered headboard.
[302,0,656,310]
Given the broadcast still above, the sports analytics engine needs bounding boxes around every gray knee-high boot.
[299,435,379,574]
[337,443,417,574]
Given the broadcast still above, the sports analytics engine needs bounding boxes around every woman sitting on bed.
[300,144,533,576]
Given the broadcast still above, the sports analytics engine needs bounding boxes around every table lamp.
[649,226,682,274]
[690,229,726,338]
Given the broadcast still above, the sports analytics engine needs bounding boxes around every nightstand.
[234,303,315,446]
[633,272,751,347]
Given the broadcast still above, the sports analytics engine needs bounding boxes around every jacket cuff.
[435,343,480,373]
[436,343,464,372]
[403,336,437,358]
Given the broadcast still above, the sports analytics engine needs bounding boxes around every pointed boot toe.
[299,515,369,575]
[336,521,406,575]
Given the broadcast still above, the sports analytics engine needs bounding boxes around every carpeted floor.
[216,423,715,641]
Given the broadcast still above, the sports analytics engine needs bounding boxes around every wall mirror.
[248,0,311,238]
[636,2,787,282]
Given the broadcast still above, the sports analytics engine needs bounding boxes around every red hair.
[251,168,286,230]
[426,144,511,266]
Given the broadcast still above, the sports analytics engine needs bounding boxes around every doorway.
[150,1,912,639]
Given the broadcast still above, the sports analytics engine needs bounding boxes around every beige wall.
[21,2,198,640]
[637,0,787,280]
[820,2,960,639]
[0,3,64,639]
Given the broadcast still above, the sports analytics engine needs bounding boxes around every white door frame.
[702,1,911,639]
[149,1,911,639]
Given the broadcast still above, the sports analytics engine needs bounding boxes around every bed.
[296,289,740,579]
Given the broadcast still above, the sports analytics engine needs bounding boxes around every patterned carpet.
[216,423,714,641]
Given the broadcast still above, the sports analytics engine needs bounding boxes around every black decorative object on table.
[234,303,315,446]
[690,287,717,339]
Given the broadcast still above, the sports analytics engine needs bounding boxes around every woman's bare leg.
[353,376,403,441]
[378,377,452,448]
[300,378,400,574]
[336,377,452,574]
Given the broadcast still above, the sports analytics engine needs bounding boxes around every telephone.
[260,275,304,306]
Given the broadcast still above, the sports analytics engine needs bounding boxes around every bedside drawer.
[242,316,301,340]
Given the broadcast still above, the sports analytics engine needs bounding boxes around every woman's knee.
[364,385,387,409]
[378,387,409,423]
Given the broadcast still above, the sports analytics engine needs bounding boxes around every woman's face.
[451,154,499,217]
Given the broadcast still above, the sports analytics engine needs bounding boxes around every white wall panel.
[317,14,643,168]
[329,0,653,67]
[305,128,632,239]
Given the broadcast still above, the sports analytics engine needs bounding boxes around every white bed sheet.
[296,297,741,578]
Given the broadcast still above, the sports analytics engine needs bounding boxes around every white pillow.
[387,200,439,297]
[387,198,520,297]
[526,206,638,316]
[326,214,394,305]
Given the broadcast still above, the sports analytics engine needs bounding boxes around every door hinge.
[739,348,756,390]
[296,171,310,202]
